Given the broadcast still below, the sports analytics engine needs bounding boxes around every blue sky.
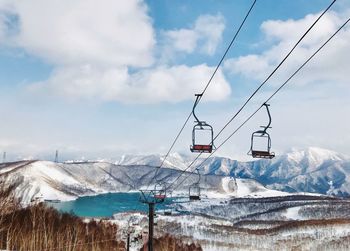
[0,0,349,161]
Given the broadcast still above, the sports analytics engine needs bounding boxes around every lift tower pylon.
[139,188,166,251]
[55,150,59,163]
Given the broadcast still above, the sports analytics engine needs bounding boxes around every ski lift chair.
[189,185,201,200]
[153,182,167,202]
[189,168,201,201]
[190,122,214,153]
[249,130,275,159]
[190,94,215,153]
[248,103,275,159]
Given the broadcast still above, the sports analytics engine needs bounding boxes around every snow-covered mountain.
[1,160,286,204]
[116,147,350,197]
[115,152,192,170]
[1,147,349,203]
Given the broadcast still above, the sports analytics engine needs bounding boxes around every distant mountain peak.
[284,147,346,166]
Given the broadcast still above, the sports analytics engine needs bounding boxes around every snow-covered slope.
[117,147,350,197]
[113,196,350,251]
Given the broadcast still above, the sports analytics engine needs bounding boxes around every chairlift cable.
[212,0,336,143]
[265,21,349,103]
[144,111,192,191]
[198,0,257,98]
[166,0,337,191]
[166,152,203,190]
[171,15,350,192]
[145,0,257,191]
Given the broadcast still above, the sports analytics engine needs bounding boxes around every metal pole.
[55,150,58,163]
[148,203,155,251]
[127,232,130,251]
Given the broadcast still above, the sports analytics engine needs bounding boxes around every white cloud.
[0,1,231,104]
[0,0,155,67]
[261,12,341,47]
[163,14,225,56]
[165,29,198,53]
[224,54,273,81]
[224,11,350,86]
[195,14,226,55]
[29,64,231,104]
[128,64,230,103]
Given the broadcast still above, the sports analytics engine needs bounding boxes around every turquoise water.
[48,192,175,218]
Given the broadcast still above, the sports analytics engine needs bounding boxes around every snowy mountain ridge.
[0,147,349,204]
[116,147,350,197]
[116,147,348,169]
[115,152,191,170]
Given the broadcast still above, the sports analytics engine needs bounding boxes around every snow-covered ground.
[112,199,350,251]
[282,206,305,220]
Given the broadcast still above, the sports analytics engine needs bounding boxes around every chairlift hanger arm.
[248,103,274,158]
[192,94,203,124]
[262,103,272,133]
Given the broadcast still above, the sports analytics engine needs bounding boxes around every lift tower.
[139,187,166,251]
[54,150,59,163]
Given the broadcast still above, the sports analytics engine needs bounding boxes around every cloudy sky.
[0,0,349,161]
